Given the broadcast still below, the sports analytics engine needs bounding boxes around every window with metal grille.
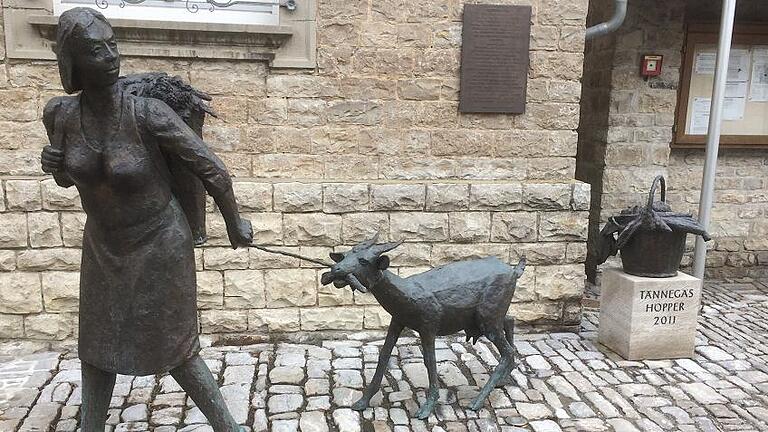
[52,0,280,26]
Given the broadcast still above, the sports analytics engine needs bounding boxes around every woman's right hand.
[227,217,253,250]
[41,145,64,173]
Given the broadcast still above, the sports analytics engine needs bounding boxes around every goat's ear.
[329,252,344,263]
[376,255,390,270]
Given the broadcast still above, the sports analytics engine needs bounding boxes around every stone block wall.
[0,0,591,343]
[579,0,768,280]
[0,179,590,340]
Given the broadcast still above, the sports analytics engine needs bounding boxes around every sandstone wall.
[0,0,590,344]
[581,0,768,279]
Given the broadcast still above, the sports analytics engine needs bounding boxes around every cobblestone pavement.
[1,280,767,432]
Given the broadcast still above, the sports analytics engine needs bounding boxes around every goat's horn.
[369,231,381,245]
[371,239,404,255]
[357,231,380,250]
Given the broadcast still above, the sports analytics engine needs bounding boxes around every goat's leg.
[498,316,517,386]
[414,332,439,420]
[504,316,515,347]
[469,327,515,411]
[352,319,404,411]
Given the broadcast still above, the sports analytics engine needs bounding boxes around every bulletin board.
[674,25,768,148]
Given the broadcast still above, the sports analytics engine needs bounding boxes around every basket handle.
[647,175,666,209]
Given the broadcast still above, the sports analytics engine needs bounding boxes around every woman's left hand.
[227,218,253,249]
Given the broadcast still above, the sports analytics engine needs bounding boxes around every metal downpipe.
[586,0,628,40]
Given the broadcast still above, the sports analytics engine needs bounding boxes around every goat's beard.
[344,273,368,293]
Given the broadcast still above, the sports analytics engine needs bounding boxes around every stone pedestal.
[598,268,702,360]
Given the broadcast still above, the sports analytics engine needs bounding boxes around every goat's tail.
[513,256,526,278]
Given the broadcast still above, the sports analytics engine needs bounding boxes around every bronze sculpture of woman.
[40,8,251,431]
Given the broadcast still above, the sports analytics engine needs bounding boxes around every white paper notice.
[725,82,748,98]
[690,97,711,135]
[724,71,748,121]
[749,50,768,101]
[723,97,746,121]
[695,52,716,75]
[728,49,751,82]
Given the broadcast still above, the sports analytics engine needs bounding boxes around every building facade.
[579,0,768,282]
[0,0,592,345]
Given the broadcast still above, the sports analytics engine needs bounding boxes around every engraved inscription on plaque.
[598,268,703,360]
[459,4,531,113]
[638,288,697,327]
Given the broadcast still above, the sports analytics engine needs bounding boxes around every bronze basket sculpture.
[120,73,216,245]
[598,176,711,278]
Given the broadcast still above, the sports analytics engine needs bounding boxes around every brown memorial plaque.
[459,4,531,113]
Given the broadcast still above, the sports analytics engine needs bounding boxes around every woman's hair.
[56,7,112,94]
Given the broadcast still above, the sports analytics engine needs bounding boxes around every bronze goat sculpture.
[320,234,526,419]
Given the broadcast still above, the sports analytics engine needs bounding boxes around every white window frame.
[52,0,280,26]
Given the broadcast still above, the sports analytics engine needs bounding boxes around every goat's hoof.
[351,398,369,411]
[468,398,484,411]
[415,401,436,419]
[497,374,515,388]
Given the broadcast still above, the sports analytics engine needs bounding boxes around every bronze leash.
[248,244,333,268]
[248,244,367,293]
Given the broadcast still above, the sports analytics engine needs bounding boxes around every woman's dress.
[44,91,232,375]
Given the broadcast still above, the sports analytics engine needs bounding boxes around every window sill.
[28,14,293,62]
[3,2,316,68]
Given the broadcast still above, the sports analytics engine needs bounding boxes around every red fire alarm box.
[641,55,663,77]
